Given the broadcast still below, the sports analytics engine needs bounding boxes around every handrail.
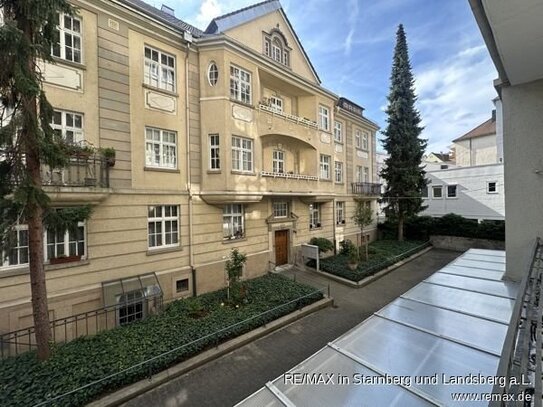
[261,171,318,181]
[258,103,318,129]
[351,182,381,196]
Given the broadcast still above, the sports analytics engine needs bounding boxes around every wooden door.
[275,230,289,266]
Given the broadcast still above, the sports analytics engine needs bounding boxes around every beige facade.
[0,0,379,335]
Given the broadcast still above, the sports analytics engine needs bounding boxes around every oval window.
[207,62,218,86]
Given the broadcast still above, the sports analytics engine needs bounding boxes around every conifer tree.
[381,24,427,241]
[0,0,91,360]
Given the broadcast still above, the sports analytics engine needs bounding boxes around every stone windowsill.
[146,245,183,256]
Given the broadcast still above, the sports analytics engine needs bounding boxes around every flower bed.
[311,240,430,282]
[0,274,323,407]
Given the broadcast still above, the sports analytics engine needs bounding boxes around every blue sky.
[146,0,498,153]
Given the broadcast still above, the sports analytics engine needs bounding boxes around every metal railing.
[42,154,109,188]
[260,170,319,181]
[491,237,542,406]
[0,296,163,359]
[351,182,382,196]
[258,103,319,129]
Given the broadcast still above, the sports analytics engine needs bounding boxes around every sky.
[146,0,498,154]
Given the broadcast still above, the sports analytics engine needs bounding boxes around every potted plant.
[49,254,82,265]
[99,147,116,167]
[347,247,359,271]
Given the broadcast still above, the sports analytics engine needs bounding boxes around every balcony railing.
[261,170,318,181]
[351,182,381,196]
[258,103,318,129]
[42,154,109,188]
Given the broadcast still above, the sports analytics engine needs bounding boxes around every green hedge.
[309,240,429,282]
[0,274,322,407]
[378,214,505,241]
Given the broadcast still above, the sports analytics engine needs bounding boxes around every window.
[447,185,457,198]
[362,131,369,150]
[230,66,251,104]
[145,127,177,169]
[223,204,244,239]
[487,182,497,193]
[356,166,363,183]
[334,121,343,143]
[354,130,362,149]
[272,38,282,62]
[118,290,145,326]
[45,223,85,260]
[51,110,84,144]
[363,167,369,182]
[421,187,429,199]
[264,34,290,66]
[318,106,330,131]
[176,279,189,293]
[148,205,179,249]
[52,13,82,63]
[272,150,284,173]
[2,224,28,268]
[309,203,321,228]
[209,134,220,170]
[336,202,345,225]
[207,62,218,86]
[320,155,331,179]
[273,201,288,218]
[335,161,343,183]
[232,136,253,172]
[269,96,283,113]
[432,186,443,199]
[144,46,175,92]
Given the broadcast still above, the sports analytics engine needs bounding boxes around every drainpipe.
[184,42,196,296]
[332,198,337,255]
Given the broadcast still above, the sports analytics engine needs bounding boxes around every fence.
[490,237,542,406]
[0,296,162,359]
[351,182,381,196]
[42,153,109,188]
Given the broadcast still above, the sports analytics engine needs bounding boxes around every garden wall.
[430,235,505,251]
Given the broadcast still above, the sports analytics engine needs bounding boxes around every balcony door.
[275,230,289,266]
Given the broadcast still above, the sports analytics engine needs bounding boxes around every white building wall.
[454,135,498,167]
[422,163,504,221]
[495,99,504,163]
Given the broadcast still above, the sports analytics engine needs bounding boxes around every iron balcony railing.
[42,154,109,188]
[351,182,382,196]
[491,237,542,406]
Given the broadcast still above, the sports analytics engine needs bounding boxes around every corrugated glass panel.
[467,249,506,257]
[377,298,508,355]
[460,254,506,263]
[402,283,514,324]
[235,387,283,407]
[425,274,518,299]
[453,259,506,272]
[336,317,499,405]
[437,265,503,281]
[272,347,433,407]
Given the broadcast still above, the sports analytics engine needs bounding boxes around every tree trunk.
[398,214,404,241]
[21,15,51,361]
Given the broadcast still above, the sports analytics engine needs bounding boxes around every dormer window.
[263,30,290,67]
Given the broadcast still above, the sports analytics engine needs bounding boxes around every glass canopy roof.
[236,249,518,407]
[102,272,163,308]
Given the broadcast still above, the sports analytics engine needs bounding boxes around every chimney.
[491,109,496,122]
[161,4,175,16]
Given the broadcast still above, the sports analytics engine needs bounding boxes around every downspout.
[184,42,196,296]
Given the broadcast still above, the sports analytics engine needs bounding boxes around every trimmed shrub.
[339,239,357,256]
[309,237,334,253]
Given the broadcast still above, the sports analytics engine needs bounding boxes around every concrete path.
[121,248,461,407]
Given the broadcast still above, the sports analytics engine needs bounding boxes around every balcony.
[351,182,381,196]
[258,104,318,129]
[260,171,318,181]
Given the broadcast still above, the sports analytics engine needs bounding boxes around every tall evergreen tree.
[0,0,91,360]
[381,24,427,241]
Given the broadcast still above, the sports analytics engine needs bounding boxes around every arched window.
[207,62,218,86]
[263,30,290,67]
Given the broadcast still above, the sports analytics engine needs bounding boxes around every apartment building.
[0,0,380,335]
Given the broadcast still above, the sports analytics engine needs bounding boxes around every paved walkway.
[121,249,461,407]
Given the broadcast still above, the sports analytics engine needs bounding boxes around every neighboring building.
[423,164,504,221]
[470,0,543,281]
[0,0,380,336]
[422,152,457,171]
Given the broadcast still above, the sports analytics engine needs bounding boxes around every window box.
[49,254,81,265]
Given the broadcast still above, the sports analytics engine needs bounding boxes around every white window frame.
[147,205,179,249]
[362,131,369,151]
[45,222,86,261]
[230,65,252,104]
[144,46,176,92]
[223,204,244,240]
[145,127,177,169]
[269,96,283,113]
[336,201,345,225]
[334,121,343,143]
[318,105,330,131]
[209,134,220,170]
[309,203,321,229]
[272,150,285,173]
[356,166,363,183]
[207,62,219,86]
[487,181,498,194]
[320,154,331,180]
[446,185,458,198]
[51,110,84,144]
[52,13,82,63]
[363,167,370,182]
[432,185,443,199]
[355,129,362,149]
[335,161,343,183]
[273,201,288,218]
[1,223,29,268]
[232,136,253,172]
[117,290,146,326]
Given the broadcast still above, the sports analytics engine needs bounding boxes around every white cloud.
[194,0,222,28]
[414,45,498,153]
[343,0,359,56]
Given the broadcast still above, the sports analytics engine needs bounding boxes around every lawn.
[0,274,323,407]
[313,240,430,282]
